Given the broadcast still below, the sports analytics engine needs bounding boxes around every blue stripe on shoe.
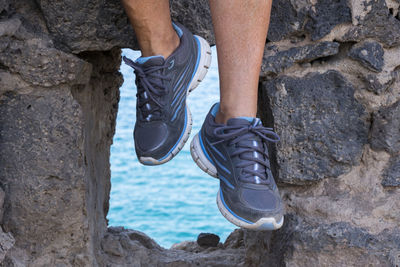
[171,86,187,108]
[171,35,201,110]
[172,62,191,98]
[208,143,226,160]
[210,103,219,117]
[190,36,201,82]
[213,157,231,175]
[171,36,202,121]
[199,129,230,175]
[157,107,188,161]
[135,55,164,64]
[156,35,202,163]
[220,189,254,225]
[218,174,235,189]
[172,22,183,37]
[198,130,214,165]
[171,97,185,122]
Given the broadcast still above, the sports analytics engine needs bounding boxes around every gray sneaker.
[123,23,211,165]
[190,103,284,230]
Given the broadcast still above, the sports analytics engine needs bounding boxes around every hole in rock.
[108,47,235,248]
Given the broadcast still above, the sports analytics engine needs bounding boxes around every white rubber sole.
[139,35,212,165]
[191,131,284,231]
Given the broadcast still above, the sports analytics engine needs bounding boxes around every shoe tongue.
[135,55,165,68]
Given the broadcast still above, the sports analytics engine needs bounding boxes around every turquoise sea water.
[108,47,236,248]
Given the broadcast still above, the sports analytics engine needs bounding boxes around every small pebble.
[196,233,220,247]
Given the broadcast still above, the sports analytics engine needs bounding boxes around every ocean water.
[108,47,236,248]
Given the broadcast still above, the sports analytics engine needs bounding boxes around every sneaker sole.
[191,133,284,230]
[139,35,212,165]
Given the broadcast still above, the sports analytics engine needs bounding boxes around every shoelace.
[123,56,171,121]
[212,123,280,183]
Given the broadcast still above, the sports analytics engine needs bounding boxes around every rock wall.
[257,0,400,265]
[0,0,399,266]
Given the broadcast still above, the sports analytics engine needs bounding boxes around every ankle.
[140,30,180,59]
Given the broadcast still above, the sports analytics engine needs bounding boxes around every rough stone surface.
[271,214,400,267]
[0,228,14,263]
[0,188,4,223]
[343,0,400,47]
[222,214,400,267]
[0,22,91,87]
[0,2,120,265]
[169,0,214,45]
[1,0,400,266]
[0,188,14,263]
[197,233,220,248]
[268,0,351,42]
[262,41,340,77]
[261,71,369,184]
[35,0,214,53]
[100,227,244,266]
[371,101,400,154]
[1,36,91,267]
[349,41,385,72]
[361,72,396,95]
[382,156,400,187]
[268,0,307,42]
[223,229,244,249]
[304,0,352,41]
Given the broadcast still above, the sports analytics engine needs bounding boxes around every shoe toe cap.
[240,187,281,212]
[221,185,283,223]
[135,122,169,153]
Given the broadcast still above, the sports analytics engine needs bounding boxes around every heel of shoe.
[188,36,212,93]
[190,133,218,178]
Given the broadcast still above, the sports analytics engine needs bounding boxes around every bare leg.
[122,0,179,58]
[209,0,272,123]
